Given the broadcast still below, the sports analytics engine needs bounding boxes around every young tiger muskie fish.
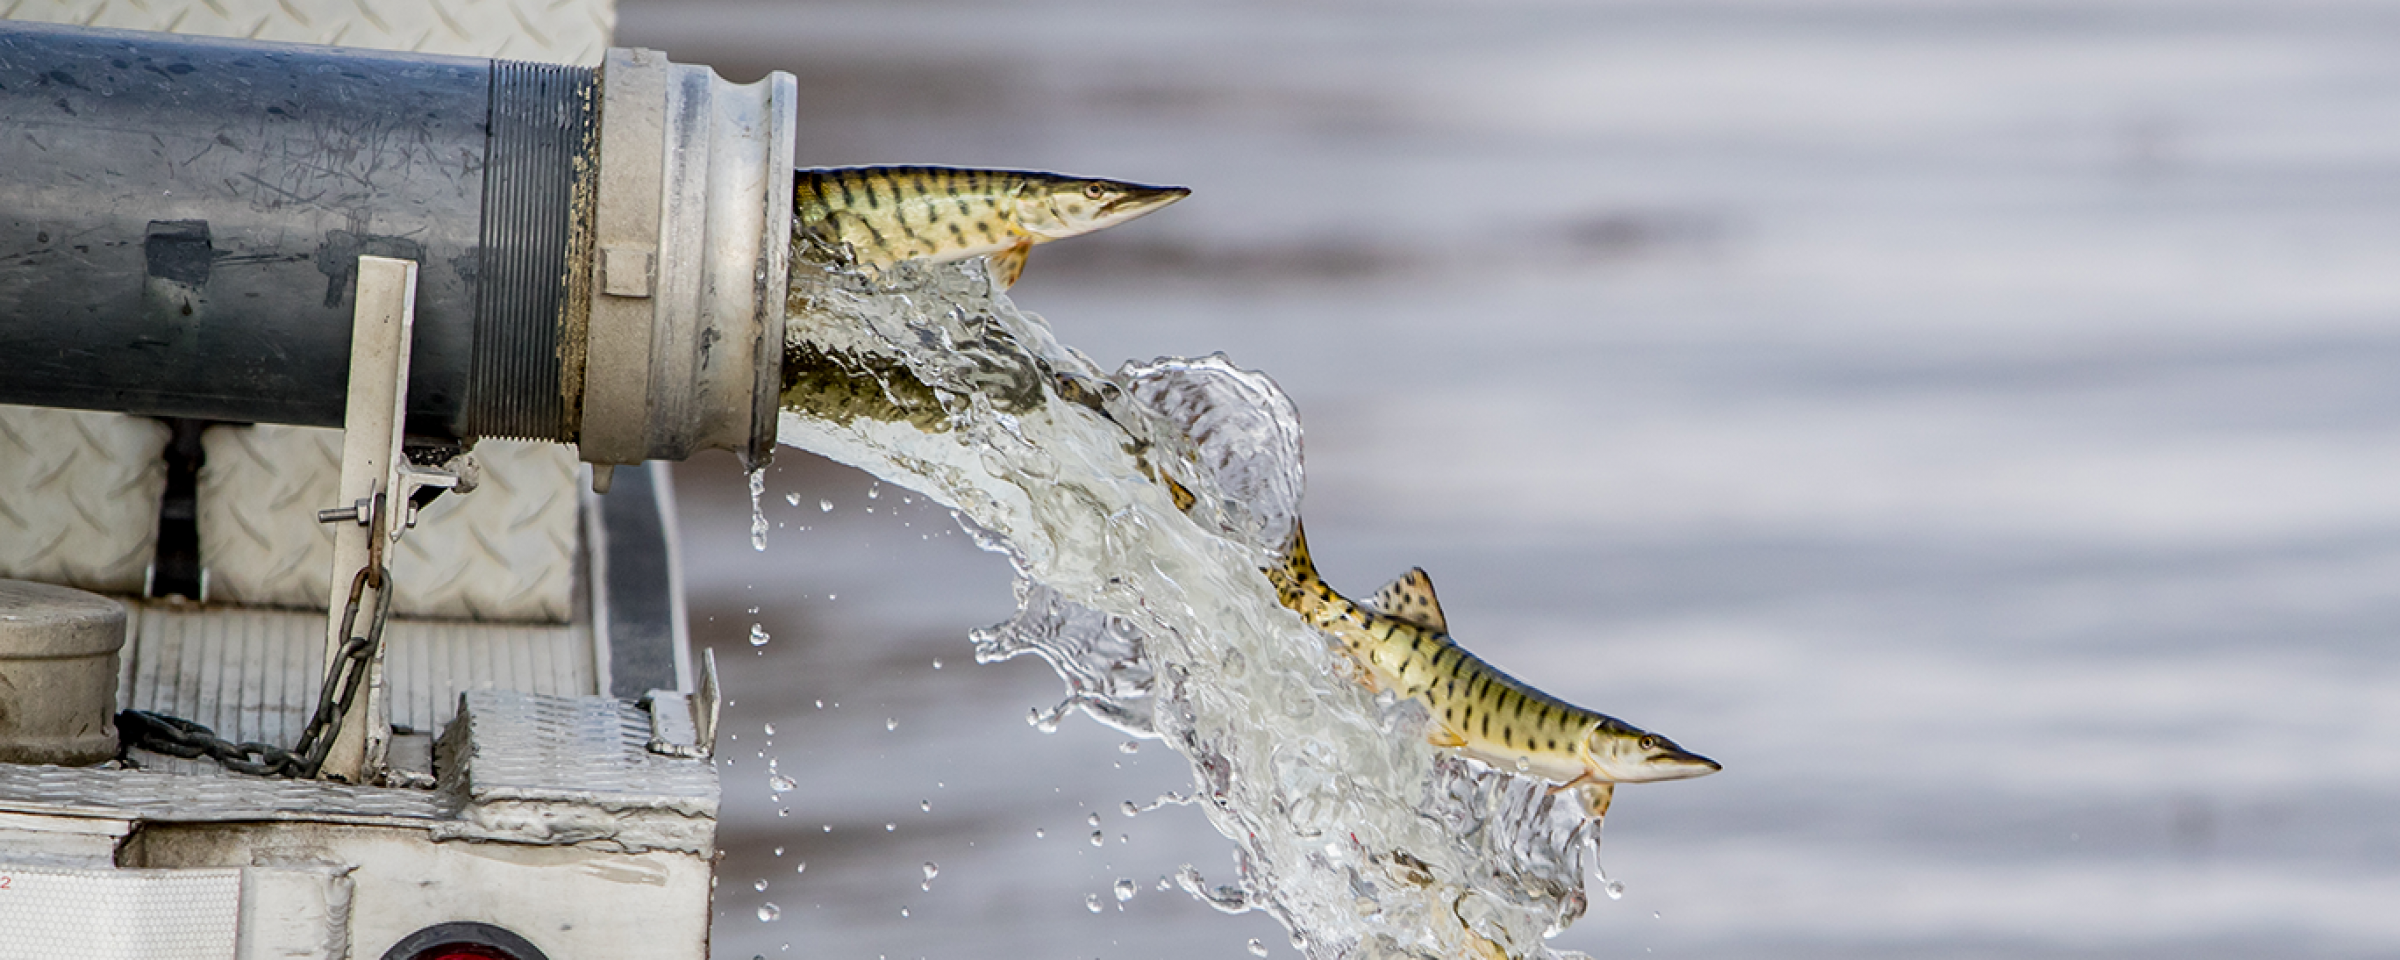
[792,166,1189,287]
[1267,525,1720,819]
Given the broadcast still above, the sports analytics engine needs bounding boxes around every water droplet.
[867,484,880,499]
[1089,831,1104,847]
[1035,828,1045,839]
[885,823,896,832]
[1118,834,1129,844]
[750,624,770,647]
[898,907,910,918]
[769,775,796,793]
[1086,813,1101,827]
[772,846,784,857]
[1120,801,1140,817]
[762,722,776,736]
[1652,910,1662,920]
[886,718,898,732]
[1247,939,1269,956]
[1113,878,1137,902]
[757,903,781,922]
[932,658,943,669]
[785,492,801,507]
[1290,931,1308,949]
[754,878,769,892]
[922,862,939,881]
[1085,894,1103,913]
[1605,880,1626,900]
[818,499,833,513]
[814,700,824,709]
[1118,740,1140,754]
[919,799,931,812]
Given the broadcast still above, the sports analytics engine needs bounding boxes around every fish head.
[1015,176,1190,241]
[1578,720,1721,783]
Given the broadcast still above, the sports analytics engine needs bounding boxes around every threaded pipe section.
[469,60,597,442]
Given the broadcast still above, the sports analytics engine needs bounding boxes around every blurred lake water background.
[619,1,2400,957]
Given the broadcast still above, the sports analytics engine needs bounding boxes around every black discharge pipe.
[0,21,592,442]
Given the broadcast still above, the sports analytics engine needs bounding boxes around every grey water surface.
[625,1,2400,957]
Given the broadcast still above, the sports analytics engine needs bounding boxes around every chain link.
[120,495,397,780]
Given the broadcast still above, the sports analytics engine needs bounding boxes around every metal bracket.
[395,462,464,528]
[643,648,719,760]
[311,255,419,785]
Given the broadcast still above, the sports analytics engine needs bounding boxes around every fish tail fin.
[1268,520,1321,608]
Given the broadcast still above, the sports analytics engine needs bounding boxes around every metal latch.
[645,648,720,760]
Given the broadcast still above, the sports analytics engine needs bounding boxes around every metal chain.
[119,495,397,780]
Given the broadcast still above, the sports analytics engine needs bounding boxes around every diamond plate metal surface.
[196,426,579,623]
[0,0,614,64]
[434,691,716,854]
[394,441,581,623]
[123,604,593,746]
[190,425,339,613]
[0,406,168,595]
[0,864,240,960]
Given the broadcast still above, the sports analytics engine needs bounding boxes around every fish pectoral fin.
[1577,782,1615,821]
[1328,651,1380,691]
[1426,722,1467,749]
[988,241,1032,288]
[1369,568,1449,633]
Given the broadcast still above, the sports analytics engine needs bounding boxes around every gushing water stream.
[777,249,1601,959]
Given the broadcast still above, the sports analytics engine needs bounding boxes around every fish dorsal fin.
[1370,568,1448,633]
[988,241,1031,288]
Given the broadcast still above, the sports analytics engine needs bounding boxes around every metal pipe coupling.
[577,49,797,473]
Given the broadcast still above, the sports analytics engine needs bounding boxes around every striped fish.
[793,166,1188,287]
[1267,524,1719,819]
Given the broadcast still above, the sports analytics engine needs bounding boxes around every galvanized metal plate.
[0,762,442,825]
[436,691,717,853]
[447,690,717,810]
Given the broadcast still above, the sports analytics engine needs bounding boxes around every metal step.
[122,605,597,749]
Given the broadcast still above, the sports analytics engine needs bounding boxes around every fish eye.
[1082,182,1109,199]
[1638,735,1661,751]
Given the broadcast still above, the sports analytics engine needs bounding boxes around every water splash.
[778,251,1605,958]
[748,468,770,551]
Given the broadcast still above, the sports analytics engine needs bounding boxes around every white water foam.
[779,251,1598,959]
